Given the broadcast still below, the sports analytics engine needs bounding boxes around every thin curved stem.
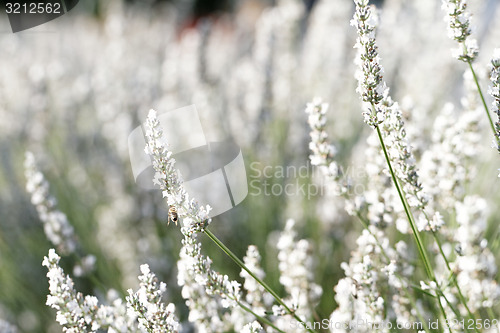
[204,229,318,333]
[432,231,479,333]
[375,126,435,280]
[468,61,496,136]
[236,300,286,333]
[374,125,455,332]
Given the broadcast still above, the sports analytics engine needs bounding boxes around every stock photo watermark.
[3,0,79,33]
[248,161,368,200]
[290,318,500,331]
[128,106,369,216]
[290,318,424,331]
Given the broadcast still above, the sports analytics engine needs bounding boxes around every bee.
[168,206,178,226]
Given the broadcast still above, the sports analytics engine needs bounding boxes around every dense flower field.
[1,0,500,332]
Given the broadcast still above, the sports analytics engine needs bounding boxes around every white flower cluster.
[305,98,347,196]
[276,219,322,322]
[489,48,500,153]
[144,109,244,331]
[441,0,478,62]
[180,235,242,307]
[420,103,481,211]
[143,109,212,235]
[241,321,264,333]
[177,240,234,332]
[43,249,179,332]
[126,264,179,333]
[351,2,439,233]
[229,246,271,332]
[23,1,500,331]
[24,151,96,276]
[330,229,389,333]
[351,0,388,127]
[240,246,271,314]
[363,132,398,229]
[353,135,417,322]
[179,272,231,331]
[305,97,368,221]
[378,96,440,232]
[43,249,130,332]
[305,94,420,329]
[388,242,416,326]
[24,152,77,255]
[453,196,500,311]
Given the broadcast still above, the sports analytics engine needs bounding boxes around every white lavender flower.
[380,97,430,212]
[176,229,243,332]
[229,245,275,332]
[24,152,77,255]
[305,97,367,220]
[453,196,500,311]
[277,219,322,322]
[144,109,242,331]
[374,91,442,233]
[361,132,399,230]
[241,321,264,333]
[143,109,211,235]
[330,229,389,333]
[354,135,419,325]
[307,80,418,327]
[177,245,233,333]
[43,249,180,332]
[489,48,500,152]
[181,235,241,308]
[126,264,179,333]
[43,248,102,331]
[25,152,96,277]
[441,0,478,62]
[420,100,481,211]
[95,292,136,333]
[305,98,346,195]
[351,0,388,127]
[351,2,439,233]
[240,245,271,312]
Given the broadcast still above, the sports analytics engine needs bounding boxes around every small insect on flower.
[168,206,178,225]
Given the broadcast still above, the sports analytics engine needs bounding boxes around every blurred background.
[0,0,499,332]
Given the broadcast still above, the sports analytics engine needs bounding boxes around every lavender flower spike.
[144,109,242,330]
[489,49,500,153]
[305,98,347,195]
[143,109,212,235]
[351,0,388,127]
[442,0,478,62]
[24,151,77,255]
[126,264,180,333]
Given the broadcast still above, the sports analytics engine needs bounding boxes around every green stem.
[374,125,455,332]
[375,126,435,280]
[237,300,286,333]
[439,288,461,323]
[487,306,496,323]
[411,284,437,299]
[468,61,496,136]
[204,229,318,333]
[404,288,433,333]
[432,231,479,333]
[436,295,450,332]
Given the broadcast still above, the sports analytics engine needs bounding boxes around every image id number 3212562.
[5,2,62,14]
